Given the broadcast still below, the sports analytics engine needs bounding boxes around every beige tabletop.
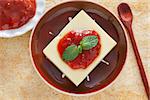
[0,0,150,100]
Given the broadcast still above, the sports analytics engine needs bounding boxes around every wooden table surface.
[0,0,149,100]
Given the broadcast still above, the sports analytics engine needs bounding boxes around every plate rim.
[29,0,128,96]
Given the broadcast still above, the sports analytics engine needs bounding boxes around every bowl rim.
[0,0,45,38]
[29,0,128,96]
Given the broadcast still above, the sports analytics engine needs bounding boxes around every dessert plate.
[0,0,45,38]
[30,1,127,96]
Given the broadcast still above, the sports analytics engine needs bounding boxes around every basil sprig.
[62,35,98,61]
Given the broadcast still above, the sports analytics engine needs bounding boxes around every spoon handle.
[127,26,150,98]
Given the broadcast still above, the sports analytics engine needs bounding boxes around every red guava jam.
[58,30,101,69]
[0,0,36,30]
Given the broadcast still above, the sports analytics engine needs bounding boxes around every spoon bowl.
[118,3,133,24]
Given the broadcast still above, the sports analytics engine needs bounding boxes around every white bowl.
[0,0,45,38]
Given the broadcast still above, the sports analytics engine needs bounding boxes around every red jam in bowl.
[58,30,101,69]
[0,0,36,30]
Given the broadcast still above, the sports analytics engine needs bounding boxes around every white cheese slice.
[43,10,117,86]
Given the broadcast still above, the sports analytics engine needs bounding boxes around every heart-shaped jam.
[58,30,101,69]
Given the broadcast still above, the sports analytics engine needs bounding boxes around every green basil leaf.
[62,44,79,61]
[80,36,98,50]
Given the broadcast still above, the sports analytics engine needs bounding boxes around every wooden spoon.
[118,3,149,98]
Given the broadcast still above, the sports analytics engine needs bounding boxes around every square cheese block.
[43,10,117,86]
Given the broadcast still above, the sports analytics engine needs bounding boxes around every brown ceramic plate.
[29,1,127,96]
